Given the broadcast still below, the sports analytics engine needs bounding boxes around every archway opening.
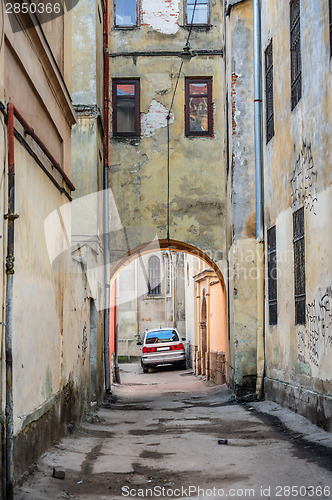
[109,240,228,387]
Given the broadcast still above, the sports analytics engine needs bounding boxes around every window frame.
[114,0,139,29]
[112,78,140,137]
[290,0,302,110]
[185,77,213,137]
[184,0,210,27]
[148,256,161,296]
[265,39,274,144]
[267,225,277,326]
[293,207,306,325]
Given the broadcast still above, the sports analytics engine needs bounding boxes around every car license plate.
[157,347,169,351]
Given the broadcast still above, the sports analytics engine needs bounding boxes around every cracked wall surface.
[109,0,226,278]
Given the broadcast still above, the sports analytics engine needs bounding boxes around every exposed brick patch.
[141,0,180,34]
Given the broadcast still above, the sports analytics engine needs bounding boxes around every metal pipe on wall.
[103,0,111,392]
[253,0,265,399]
[13,107,75,192]
[5,102,17,500]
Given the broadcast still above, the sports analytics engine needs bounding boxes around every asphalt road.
[16,363,332,500]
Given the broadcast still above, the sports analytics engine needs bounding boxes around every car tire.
[142,363,149,373]
[177,361,186,370]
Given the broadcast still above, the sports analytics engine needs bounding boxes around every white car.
[140,328,186,373]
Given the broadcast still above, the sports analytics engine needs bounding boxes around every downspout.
[103,0,111,392]
[253,0,265,399]
[5,102,18,500]
[225,0,247,17]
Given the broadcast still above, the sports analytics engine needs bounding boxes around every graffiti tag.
[291,141,318,214]
[297,290,332,367]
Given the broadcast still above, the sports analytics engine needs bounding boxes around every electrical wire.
[166,0,198,245]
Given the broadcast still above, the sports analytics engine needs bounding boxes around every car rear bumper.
[142,353,185,366]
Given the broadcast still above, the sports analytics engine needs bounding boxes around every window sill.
[185,134,214,138]
[181,24,212,30]
[114,25,140,30]
[112,136,141,145]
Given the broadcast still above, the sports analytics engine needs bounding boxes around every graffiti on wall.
[297,289,332,367]
[291,141,318,214]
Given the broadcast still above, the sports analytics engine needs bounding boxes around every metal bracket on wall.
[4,213,19,220]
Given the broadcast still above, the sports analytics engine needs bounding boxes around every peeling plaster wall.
[10,138,96,479]
[141,99,174,138]
[141,0,180,35]
[110,0,223,54]
[261,0,332,430]
[225,1,257,394]
[71,0,97,106]
[109,49,226,274]
[70,0,105,406]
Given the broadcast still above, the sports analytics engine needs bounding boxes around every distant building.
[116,251,186,361]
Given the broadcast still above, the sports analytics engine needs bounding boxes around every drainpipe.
[253,0,265,399]
[103,0,111,392]
[5,102,17,500]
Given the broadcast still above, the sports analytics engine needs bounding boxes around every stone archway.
[109,238,228,385]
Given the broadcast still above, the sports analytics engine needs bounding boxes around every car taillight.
[142,346,156,353]
[171,343,184,351]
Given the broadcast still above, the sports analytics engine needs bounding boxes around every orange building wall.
[209,282,227,354]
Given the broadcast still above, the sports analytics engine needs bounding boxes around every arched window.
[148,256,161,295]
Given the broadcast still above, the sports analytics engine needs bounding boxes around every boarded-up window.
[268,226,277,325]
[293,208,306,325]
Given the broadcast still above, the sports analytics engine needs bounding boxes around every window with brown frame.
[290,0,301,110]
[185,0,210,26]
[112,79,140,136]
[114,0,138,28]
[185,78,212,137]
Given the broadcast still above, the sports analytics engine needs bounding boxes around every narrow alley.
[16,365,332,500]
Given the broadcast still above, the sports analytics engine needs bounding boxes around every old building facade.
[107,0,231,385]
[260,0,332,430]
[1,0,331,493]
[0,1,106,494]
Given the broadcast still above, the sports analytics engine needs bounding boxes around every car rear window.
[145,330,179,344]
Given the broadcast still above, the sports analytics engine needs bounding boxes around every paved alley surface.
[16,364,332,500]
